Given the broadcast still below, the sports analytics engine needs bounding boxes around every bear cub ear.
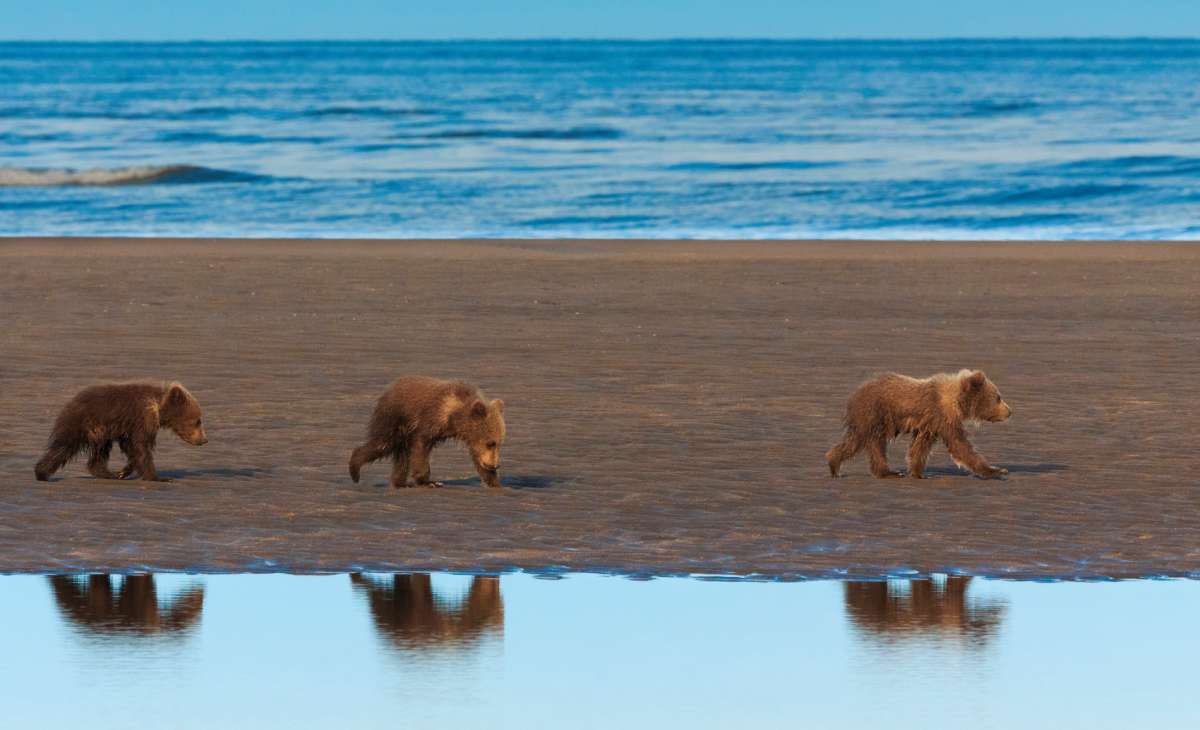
[491,398,504,413]
[166,383,189,404]
[470,399,488,418]
[961,370,987,391]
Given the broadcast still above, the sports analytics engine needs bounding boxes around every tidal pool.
[1,573,1196,729]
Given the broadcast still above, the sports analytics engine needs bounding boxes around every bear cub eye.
[486,441,497,449]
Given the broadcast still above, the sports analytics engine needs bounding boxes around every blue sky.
[3,0,1200,40]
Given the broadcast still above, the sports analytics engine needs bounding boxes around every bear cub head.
[958,370,1012,423]
[459,398,506,476]
[161,383,208,446]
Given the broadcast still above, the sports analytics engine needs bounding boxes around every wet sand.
[1,237,1198,578]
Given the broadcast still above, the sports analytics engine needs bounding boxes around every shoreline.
[2,237,1198,578]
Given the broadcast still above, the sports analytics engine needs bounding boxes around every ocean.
[3,39,1200,239]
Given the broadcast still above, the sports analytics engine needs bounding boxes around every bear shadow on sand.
[919,462,1069,478]
[157,466,275,480]
[440,474,571,490]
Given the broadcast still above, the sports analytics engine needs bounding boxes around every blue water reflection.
[843,576,1006,647]
[1,573,1196,729]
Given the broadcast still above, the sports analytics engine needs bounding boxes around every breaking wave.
[0,164,264,187]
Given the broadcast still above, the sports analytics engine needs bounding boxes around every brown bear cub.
[34,382,207,482]
[349,376,506,489]
[826,370,1012,480]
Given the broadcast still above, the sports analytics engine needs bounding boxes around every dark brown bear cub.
[34,382,207,482]
[826,369,1012,480]
[349,376,506,489]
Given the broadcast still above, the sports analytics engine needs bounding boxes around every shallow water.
[2,572,1196,728]
[4,40,1200,239]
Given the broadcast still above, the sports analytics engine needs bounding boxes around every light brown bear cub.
[826,370,1011,480]
[349,376,506,489]
[35,382,207,482]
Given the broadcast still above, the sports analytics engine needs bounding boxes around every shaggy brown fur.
[34,382,207,482]
[826,369,1012,479]
[348,376,506,489]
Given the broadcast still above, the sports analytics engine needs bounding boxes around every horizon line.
[3,35,1200,43]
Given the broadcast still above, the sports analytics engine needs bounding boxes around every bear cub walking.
[826,370,1011,479]
[349,376,506,489]
[35,382,208,482]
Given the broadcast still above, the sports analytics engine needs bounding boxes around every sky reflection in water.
[1,573,1196,729]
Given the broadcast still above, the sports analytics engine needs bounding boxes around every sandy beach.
[1,237,1197,578]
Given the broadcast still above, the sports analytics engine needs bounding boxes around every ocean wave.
[992,183,1137,204]
[865,212,1085,230]
[157,130,331,145]
[0,131,71,144]
[0,164,263,187]
[880,99,1040,119]
[170,105,242,119]
[0,105,142,120]
[0,105,258,122]
[931,183,1140,207]
[424,126,622,141]
[0,104,448,122]
[519,214,660,227]
[347,142,444,152]
[962,99,1039,117]
[305,105,443,118]
[668,160,840,172]
[1047,155,1200,177]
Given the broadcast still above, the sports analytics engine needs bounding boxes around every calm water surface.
[1,572,1196,728]
[4,40,1200,239]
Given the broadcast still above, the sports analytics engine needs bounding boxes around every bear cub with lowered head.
[826,369,1011,479]
[35,382,208,482]
[349,376,506,488]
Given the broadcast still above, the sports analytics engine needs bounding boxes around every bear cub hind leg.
[826,433,870,477]
[390,449,411,489]
[867,436,903,478]
[86,440,119,480]
[906,431,937,479]
[408,438,442,488]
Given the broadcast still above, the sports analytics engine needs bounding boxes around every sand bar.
[1,237,1198,578]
